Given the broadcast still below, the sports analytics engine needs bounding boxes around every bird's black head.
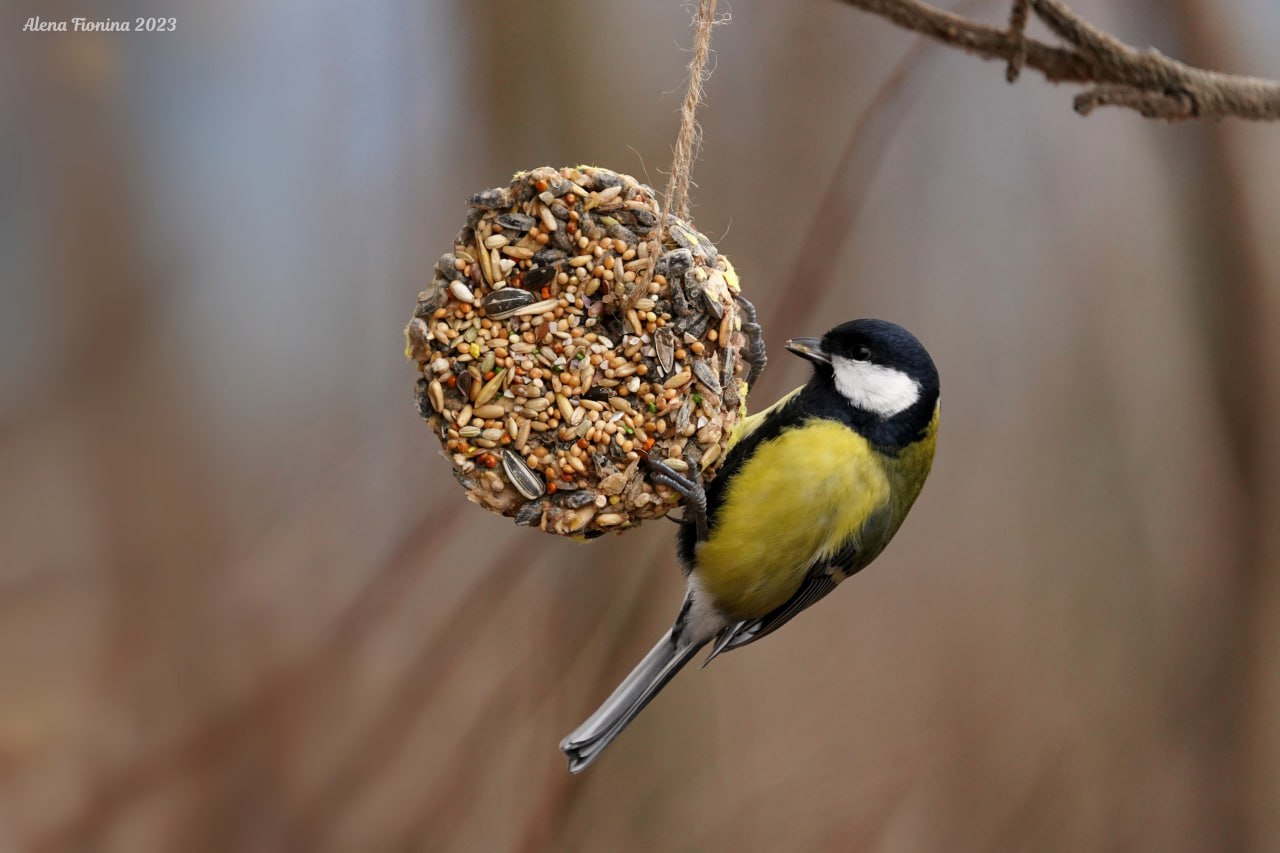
[786,319,939,448]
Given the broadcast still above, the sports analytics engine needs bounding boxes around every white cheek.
[832,357,921,417]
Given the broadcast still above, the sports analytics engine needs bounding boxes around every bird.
[560,318,940,773]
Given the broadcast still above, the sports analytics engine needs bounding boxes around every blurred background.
[2,0,1278,850]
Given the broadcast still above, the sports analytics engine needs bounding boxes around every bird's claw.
[645,457,709,542]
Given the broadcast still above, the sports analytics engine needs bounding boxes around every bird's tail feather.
[560,632,704,773]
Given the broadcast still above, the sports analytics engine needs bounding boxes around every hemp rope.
[660,0,720,235]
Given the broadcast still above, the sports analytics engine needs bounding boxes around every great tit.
[560,318,940,772]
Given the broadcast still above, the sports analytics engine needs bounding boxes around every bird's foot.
[735,293,767,391]
[645,458,709,542]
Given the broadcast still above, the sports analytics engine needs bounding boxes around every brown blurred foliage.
[1,1,1278,850]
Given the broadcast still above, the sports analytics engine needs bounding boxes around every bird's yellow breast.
[694,420,890,619]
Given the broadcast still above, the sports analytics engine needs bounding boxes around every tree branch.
[834,0,1280,121]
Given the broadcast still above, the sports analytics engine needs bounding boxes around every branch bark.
[834,0,1280,121]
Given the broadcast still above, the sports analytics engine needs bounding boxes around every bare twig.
[1006,0,1029,82]
[833,0,1280,121]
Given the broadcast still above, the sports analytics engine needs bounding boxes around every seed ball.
[406,166,752,537]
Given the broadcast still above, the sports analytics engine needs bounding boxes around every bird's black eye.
[852,345,872,362]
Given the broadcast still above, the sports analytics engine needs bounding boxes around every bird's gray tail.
[560,632,705,773]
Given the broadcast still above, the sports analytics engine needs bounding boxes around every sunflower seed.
[515,497,547,526]
[482,287,536,320]
[685,280,704,313]
[456,370,474,400]
[549,228,573,252]
[614,208,658,234]
[502,449,546,499]
[698,231,719,262]
[435,254,462,282]
[656,248,693,279]
[669,225,700,254]
[701,288,724,320]
[691,357,722,396]
[654,328,675,374]
[592,170,623,190]
[523,265,557,289]
[679,311,710,340]
[720,345,736,387]
[558,488,596,509]
[675,394,694,432]
[415,286,445,318]
[428,379,444,412]
[533,248,566,266]
[467,187,511,210]
[604,218,638,245]
[496,212,536,232]
[670,278,690,316]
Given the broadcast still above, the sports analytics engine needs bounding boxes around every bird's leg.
[735,293,767,390]
[645,458,709,542]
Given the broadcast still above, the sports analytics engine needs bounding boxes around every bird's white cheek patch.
[832,357,921,417]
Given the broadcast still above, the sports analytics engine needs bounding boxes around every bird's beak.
[785,337,830,366]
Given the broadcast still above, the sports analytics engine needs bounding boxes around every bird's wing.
[703,507,892,665]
